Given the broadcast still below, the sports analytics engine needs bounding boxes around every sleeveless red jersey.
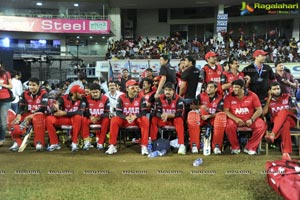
[198,93,223,114]
[21,89,48,113]
[118,94,144,116]
[268,94,295,118]
[86,95,109,117]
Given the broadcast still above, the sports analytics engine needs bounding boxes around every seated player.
[82,83,110,150]
[150,82,186,155]
[187,81,226,154]
[263,82,298,160]
[9,77,48,151]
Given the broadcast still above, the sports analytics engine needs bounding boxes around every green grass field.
[0,138,295,200]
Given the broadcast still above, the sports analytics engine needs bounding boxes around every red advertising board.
[0,16,110,34]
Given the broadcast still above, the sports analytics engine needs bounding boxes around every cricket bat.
[18,126,33,152]
[203,125,211,156]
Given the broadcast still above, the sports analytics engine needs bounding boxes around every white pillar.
[108,8,121,40]
[215,4,225,43]
[292,15,299,41]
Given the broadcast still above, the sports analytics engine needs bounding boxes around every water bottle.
[148,149,167,158]
[193,158,203,167]
[147,137,152,153]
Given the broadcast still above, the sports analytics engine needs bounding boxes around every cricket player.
[224,79,267,155]
[82,83,110,150]
[187,81,226,154]
[105,79,149,155]
[150,82,186,154]
[46,85,86,152]
[263,81,298,160]
[9,77,48,151]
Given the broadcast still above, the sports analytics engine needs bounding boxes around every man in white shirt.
[105,81,123,118]
[11,71,23,113]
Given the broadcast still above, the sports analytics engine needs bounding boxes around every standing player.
[105,79,149,155]
[187,81,226,154]
[9,77,48,151]
[46,85,86,152]
[263,82,298,160]
[139,78,156,116]
[221,57,249,95]
[82,83,110,150]
[150,82,186,154]
[199,51,223,95]
[224,79,267,155]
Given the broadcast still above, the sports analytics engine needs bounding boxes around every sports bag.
[265,159,300,200]
[152,139,170,152]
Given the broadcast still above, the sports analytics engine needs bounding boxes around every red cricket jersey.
[86,95,109,117]
[198,93,223,114]
[268,94,295,118]
[224,91,261,121]
[223,71,244,93]
[61,94,82,112]
[117,94,145,116]
[20,89,48,114]
[202,64,223,94]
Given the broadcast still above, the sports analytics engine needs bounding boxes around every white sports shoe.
[9,142,19,152]
[105,145,117,155]
[191,146,199,154]
[97,143,104,150]
[244,148,256,155]
[141,145,149,155]
[213,147,222,155]
[47,144,61,152]
[178,144,186,155]
[71,143,79,152]
[35,142,43,151]
[83,140,91,151]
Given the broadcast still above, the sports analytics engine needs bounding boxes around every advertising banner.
[0,16,110,34]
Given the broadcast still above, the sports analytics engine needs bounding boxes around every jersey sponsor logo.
[134,101,139,106]
[65,107,79,112]
[231,101,237,104]
[89,108,104,116]
[210,77,220,82]
[282,100,288,104]
[271,105,290,113]
[171,103,175,108]
[234,107,250,115]
[99,103,104,107]
[163,108,176,114]
[28,104,39,112]
[123,107,140,115]
[208,108,216,114]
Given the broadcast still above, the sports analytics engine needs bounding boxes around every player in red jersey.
[199,51,223,95]
[46,85,86,152]
[187,81,226,154]
[221,57,250,95]
[263,82,298,160]
[139,77,156,115]
[9,77,48,151]
[105,79,149,155]
[82,83,110,151]
[150,82,186,154]
[224,79,267,155]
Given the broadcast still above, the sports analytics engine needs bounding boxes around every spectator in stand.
[242,50,275,104]
[120,68,131,93]
[11,71,23,113]
[154,55,177,99]
[275,61,297,95]
[224,79,267,155]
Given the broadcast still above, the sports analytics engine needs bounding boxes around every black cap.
[146,68,153,72]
